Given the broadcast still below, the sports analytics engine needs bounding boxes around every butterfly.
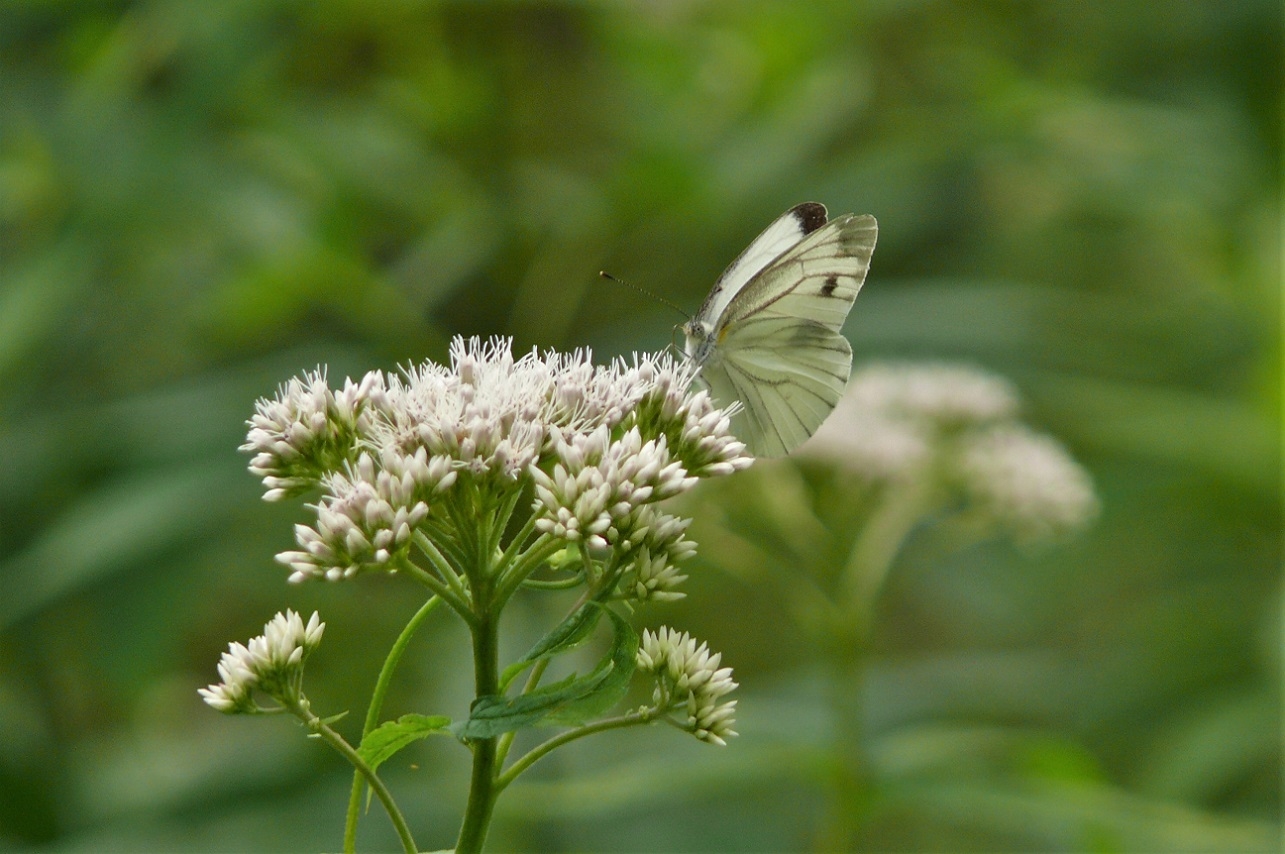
[683,202,878,458]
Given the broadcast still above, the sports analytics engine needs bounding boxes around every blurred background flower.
[0,2,1277,851]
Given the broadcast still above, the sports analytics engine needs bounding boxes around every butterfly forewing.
[694,202,829,328]
[720,214,877,331]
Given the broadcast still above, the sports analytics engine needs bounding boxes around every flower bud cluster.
[276,450,453,582]
[531,426,694,548]
[542,348,630,430]
[846,362,1020,427]
[803,362,1097,540]
[199,610,325,713]
[531,424,709,600]
[372,338,550,482]
[622,546,689,602]
[625,359,754,475]
[242,370,383,501]
[637,627,738,746]
[623,504,696,555]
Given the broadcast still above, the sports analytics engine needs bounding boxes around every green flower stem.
[343,596,443,854]
[816,477,938,852]
[455,605,501,854]
[586,554,627,606]
[423,517,470,572]
[492,513,539,578]
[814,661,872,854]
[413,530,472,606]
[496,710,651,792]
[479,488,513,559]
[560,551,620,612]
[486,487,524,556]
[398,554,473,623]
[445,488,485,571]
[518,575,584,590]
[579,543,600,584]
[493,535,563,608]
[457,507,502,854]
[839,475,937,637]
[295,707,418,854]
[413,525,463,576]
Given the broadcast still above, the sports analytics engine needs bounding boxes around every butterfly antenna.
[600,271,690,321]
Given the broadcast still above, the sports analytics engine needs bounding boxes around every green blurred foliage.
[0,1,1278,851]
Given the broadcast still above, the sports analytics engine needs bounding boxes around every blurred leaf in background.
[0,1,1278,851]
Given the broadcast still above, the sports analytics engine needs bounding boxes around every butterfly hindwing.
[710,316,854,458]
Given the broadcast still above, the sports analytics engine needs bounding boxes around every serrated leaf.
[456,668,609,740]
[499,601,603,691]
[455,607,637,739]
[545,607,638,725]
[358,714,452,770]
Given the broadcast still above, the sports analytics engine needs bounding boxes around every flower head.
[844,362,1019,427]
[804,362,1018,477]
[621,546,690,602]
[199,610,325,713]
[802,361,1097,543]
[637,627,738,745]
[241,370,383,501]
[957,424,1099,540]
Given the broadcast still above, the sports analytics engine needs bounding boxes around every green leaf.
[457,674,599,740]
[358,714,452,771]
[456,607,638,739]
[545,607,638,725]
[499,601,603,692]
[319,711,350,727]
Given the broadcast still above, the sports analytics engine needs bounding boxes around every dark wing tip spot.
[790,202,828,235]
[821,275,839,296]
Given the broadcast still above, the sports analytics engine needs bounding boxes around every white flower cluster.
[805,362,1019,479]
[242,370,381,501]
[532,427,693,548]
[276,451,455,582]
[632,373,753,479]
[958,424,1099,542]
[199,610,325,713]
[845,362,1020,426]
[637,627,738,746]
[803,362,1097,540]
[243,337,752,587]
[621,546,690,602]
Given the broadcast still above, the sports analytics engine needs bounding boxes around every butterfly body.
[683,203,877,458]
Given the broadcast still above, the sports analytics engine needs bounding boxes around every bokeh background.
[0,2,1279,851]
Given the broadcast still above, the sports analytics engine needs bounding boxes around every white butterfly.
[683,202,878,458]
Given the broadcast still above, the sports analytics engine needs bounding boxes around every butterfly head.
[681,319,720,367]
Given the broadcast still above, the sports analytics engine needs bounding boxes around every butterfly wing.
[692,202,829,328]
[701,316,854,457]
[720,213,877,330]
[710,212,877,457]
